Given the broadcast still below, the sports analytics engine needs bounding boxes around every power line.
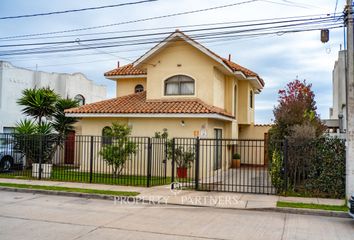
[0,22,342,57]
[0,0,260,40]
[0,12,339,43]
[0,15,341,49]
[0,0,157,20]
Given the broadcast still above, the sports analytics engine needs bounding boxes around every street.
[0,191,353,240]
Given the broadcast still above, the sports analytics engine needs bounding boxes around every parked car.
[349,193,354,219]
[0,138,25,172]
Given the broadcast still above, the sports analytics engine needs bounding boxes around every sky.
[0,0,346,123]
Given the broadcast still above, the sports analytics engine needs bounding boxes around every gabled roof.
[65,91,234,119]
[104,30,264,89]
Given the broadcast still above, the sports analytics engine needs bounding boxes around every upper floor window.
[249,90,253,109]
[135,84,144,93]
[74,94,85,106]
[164,75,195,96]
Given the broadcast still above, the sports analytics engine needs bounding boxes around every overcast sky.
[0,0,345,123]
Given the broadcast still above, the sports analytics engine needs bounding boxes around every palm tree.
[51,98,79,146]
[17,88,59,125]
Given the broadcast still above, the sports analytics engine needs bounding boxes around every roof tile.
[65,91,233,118]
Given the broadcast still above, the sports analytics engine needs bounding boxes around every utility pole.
[345,0,354,200]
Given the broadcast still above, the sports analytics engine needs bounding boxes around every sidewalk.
[0,178,345,210]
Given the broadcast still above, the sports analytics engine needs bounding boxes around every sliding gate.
[172,138,277,194]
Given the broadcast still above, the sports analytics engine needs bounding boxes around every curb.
[0,187,350,218]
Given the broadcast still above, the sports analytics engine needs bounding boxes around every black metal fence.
[0,133,288,194]
[171,138,277,194]
[0,134,169,187]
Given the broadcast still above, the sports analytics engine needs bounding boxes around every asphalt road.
[0,191,353,240]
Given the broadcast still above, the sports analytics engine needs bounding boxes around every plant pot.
[177,167,188,178]
[231,159,241,168]
[32,163,53,179]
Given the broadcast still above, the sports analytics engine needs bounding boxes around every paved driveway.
[0,191,353,240]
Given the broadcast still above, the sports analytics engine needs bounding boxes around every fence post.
[195,137,200,190]
[38,135,43,180]
[89,136,94,183]
[171,138,175,189]
[147,138,152,187]
[283,139,288,193]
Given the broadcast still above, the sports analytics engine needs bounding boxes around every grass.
[277,201,348,212]
[0,182,140,196]
[0,166,171,187]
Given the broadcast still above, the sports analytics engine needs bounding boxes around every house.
[325,50,346,137]
[0,61,107,133]
[65,30,269,140]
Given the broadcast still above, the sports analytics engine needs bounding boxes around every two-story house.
[65,30,267,140]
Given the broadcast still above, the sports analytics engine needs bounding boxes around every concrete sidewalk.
[0,178,345,210]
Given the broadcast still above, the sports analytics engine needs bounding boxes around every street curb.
[0,186,117,201]
[0,187,350,218]
[257,207,350,218]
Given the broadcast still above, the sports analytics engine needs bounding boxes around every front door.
[214,129,222,170]
[64,131,75,164]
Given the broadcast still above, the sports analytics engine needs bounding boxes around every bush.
[270,149,284,192]
[304,137,346,198]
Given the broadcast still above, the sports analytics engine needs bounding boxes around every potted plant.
[175,147,195,178]
[231,153,241,168]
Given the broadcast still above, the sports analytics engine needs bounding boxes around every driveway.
[0,191,353,240]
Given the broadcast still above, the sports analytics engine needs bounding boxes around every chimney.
[117,61,120,68]
[228,54,231,61]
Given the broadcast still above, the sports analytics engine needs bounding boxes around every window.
[135,84,144,93]
[102,126,112,145]
[249,90,253,109]
[74,94,85,106]
[164,75,195,95]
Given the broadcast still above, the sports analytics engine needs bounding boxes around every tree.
[51,98,79,146]
[17,88,59,125]
[270,79,324,141]
[14,88,79,165]
[99,123,137,176]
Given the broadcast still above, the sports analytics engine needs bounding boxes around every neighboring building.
[326,50,346,135]
[66,30,269,139]
[0,61,107,133]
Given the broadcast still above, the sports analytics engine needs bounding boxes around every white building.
[0,61,107,133]
[327,50,346,135]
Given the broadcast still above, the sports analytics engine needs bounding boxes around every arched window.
[249,90,253,109]
[74,94,85,106]
[234,85,237,117]
[102,126,112,145]
[164,75,195,96]
[134,84,144,93]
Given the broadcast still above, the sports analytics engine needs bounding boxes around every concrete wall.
[0,61,107,133]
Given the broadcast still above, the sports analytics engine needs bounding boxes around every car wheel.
[0,157,13,172]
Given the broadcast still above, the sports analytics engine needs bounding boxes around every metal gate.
[172,138,278,194]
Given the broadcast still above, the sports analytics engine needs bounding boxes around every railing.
[0,134,169,187]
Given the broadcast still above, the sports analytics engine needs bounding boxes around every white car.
[350,193,354,219]
[0,138,25,172]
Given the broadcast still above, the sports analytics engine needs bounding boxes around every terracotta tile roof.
[104,63,146,76]
[65,91,233,118]
[104,30,264,87]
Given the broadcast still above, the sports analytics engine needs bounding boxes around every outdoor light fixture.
[181,120,185,127]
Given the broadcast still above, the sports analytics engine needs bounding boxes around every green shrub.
[270,149,284,192]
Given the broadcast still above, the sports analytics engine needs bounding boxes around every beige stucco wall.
[237,80,255,124]
[116,78,146,97]
[143,40,229,105]
[239,124,271,139]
